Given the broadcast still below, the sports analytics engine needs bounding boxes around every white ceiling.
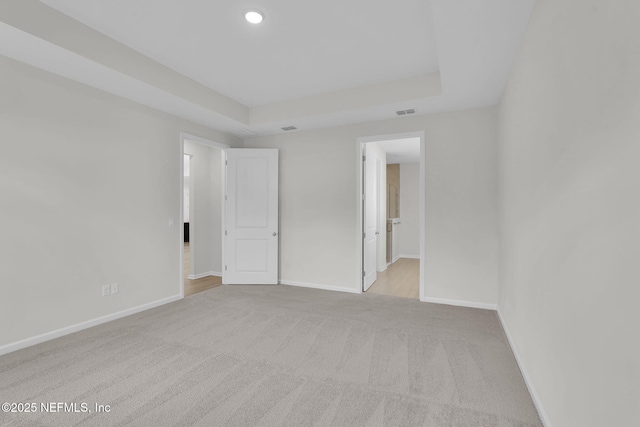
[0,0,537,137]
[373,138,421,164]
[40,0,440,107]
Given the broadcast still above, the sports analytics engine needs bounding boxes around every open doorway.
[179,133,229,297]
[183,153,193,281]
[358,133,425,300]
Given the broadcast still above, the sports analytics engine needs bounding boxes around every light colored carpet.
[0,285,541,426]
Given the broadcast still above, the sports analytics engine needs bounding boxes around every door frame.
[179,132,229,298]
[356,131,426,301]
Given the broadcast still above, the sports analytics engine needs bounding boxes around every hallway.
[183,243,223,297]
[366,258,419,299]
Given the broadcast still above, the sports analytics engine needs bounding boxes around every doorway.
[179,133,229,297]
[358,132,425,300]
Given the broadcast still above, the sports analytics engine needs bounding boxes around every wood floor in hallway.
[183,243,223,297]
[366,257,419,299]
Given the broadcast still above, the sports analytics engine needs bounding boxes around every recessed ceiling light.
[245,9,264,24]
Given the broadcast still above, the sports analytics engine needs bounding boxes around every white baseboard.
[392,255,400,263]
[399,254,420,259]
[187,271,222,280]
[280,280,361,294]
[497,308,551,427]
[421,296,497,311]
[378,264,388,272]
[0,295,182,356]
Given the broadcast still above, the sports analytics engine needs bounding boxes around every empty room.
[0,1,638,426]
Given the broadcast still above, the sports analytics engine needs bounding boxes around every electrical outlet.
[102,284,111,297]
[110,283,119,294]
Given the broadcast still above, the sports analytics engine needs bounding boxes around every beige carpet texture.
[0,285,542,426]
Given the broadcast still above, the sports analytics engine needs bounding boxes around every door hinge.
[225,265,227,271]
[225,195,227,201]
[225,230,227,236]
[225,160,228,166]
[363,232,366,239]
[362,270,366,278]
[362,155,366,161]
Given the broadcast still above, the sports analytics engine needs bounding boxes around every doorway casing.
[179,132,229,298]
[356,131,426,301]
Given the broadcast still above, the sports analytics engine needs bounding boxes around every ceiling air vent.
[281,126,297,131]
[396,109,416,116]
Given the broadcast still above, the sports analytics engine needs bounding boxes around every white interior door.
[363,146,378,291]
[224,149,278,284]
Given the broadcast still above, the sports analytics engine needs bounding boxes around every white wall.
[244,106,499,304]
[183,141,223,277]
[0,56,239,350]
[398,162,420,258]
[183,155,190,222]
[183,177,190,222]
[498,1,640,426]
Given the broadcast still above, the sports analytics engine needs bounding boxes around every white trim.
[418,131,426,302]
[280,280,361,295]
[421,296,497,311]
[399,254,420,259]
[378,264,388,273]
[497,308,552,427]
[181,132,229,150]
[187,271,222,280]
[392,255,401,263]
[179,132,229,292]
[0,295,182,356]
[179,135,185,298]
[355,141,365,289]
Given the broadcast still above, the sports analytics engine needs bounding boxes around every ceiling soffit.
[0,0,536,137]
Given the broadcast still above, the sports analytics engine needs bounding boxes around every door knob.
[272,232,277,236]
[375,232,380,235]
